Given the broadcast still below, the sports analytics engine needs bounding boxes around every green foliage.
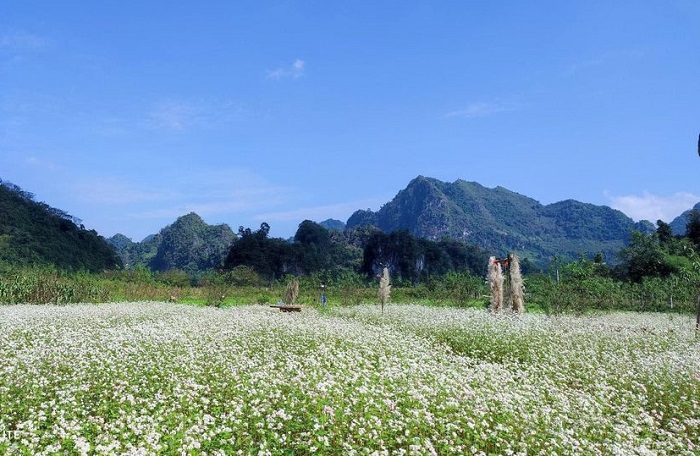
[617,232,675,282]
[294,219,333,273]
[255,291,274,305]
[108,213,236,275]
[0,179,121,272]
[685,209,700,250]
[155,269,192,287]
[223,223,293,280]
[656,219,674,245]
[223,221,363,281]
[222,265,265,287]
[149,213,236,274]
[361,229,488,283]
[0,266,110,304]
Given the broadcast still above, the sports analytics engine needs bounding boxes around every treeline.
[217,213,700,314]
[525,214,700,314]
[222,221,491,285]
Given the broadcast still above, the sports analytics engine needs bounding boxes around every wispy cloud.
[444,101,518,119]
[146,100,202,131]
[565,49,644,76]
[25,155,60,172]
[0,30,49,51]
[606,191,700,222]
[145,99,248,131]
[564,57,605,76]
[266,59,305,80]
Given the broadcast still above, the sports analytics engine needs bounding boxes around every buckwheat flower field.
[1,303,699,455]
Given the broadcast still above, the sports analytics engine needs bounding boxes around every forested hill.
[346,176,656,264]
[108,213,236,274]
[0,180,121,271]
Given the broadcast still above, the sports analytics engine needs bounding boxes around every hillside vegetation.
[4,176,700,316]
[0,180,120,272]
[109,213,236,275]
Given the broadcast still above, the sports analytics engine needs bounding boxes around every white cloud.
[606,191,700,222]
[444,101,518,119]
[266,59,305,80]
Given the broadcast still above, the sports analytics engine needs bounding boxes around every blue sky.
[1,1,699,241]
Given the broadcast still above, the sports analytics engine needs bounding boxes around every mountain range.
[3,175,698,272]
[345,176,659,265]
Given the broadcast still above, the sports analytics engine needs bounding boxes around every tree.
[361,230,490,283]
[656,220,674,245]
[295,220,330,247]
[685,210,700,250]
[362,230,421,283]
[223,223,294,280]
[294,220,332,273]
[618,231,674,282]
[437,238,489,275]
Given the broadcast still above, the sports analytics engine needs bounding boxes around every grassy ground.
[1,303,699,455]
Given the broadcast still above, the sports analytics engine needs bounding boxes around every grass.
[1,303,699,455]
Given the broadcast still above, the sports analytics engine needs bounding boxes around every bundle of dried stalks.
[285,279,299,306]
[378,267,391,313]
[488,256,504,313]
[509,253,525,314]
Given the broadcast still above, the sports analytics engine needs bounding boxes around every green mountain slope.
[109,213,236,274]
[346,176,654,264]
[0,180,121,271]
[670,202,700,236]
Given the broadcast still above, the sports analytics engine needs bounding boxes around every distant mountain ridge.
[669,202,700,236]
[108,213,236,274]
[346,176,656,264]
[319,219,346,232]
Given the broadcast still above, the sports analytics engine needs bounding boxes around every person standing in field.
[320,281,327,307]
